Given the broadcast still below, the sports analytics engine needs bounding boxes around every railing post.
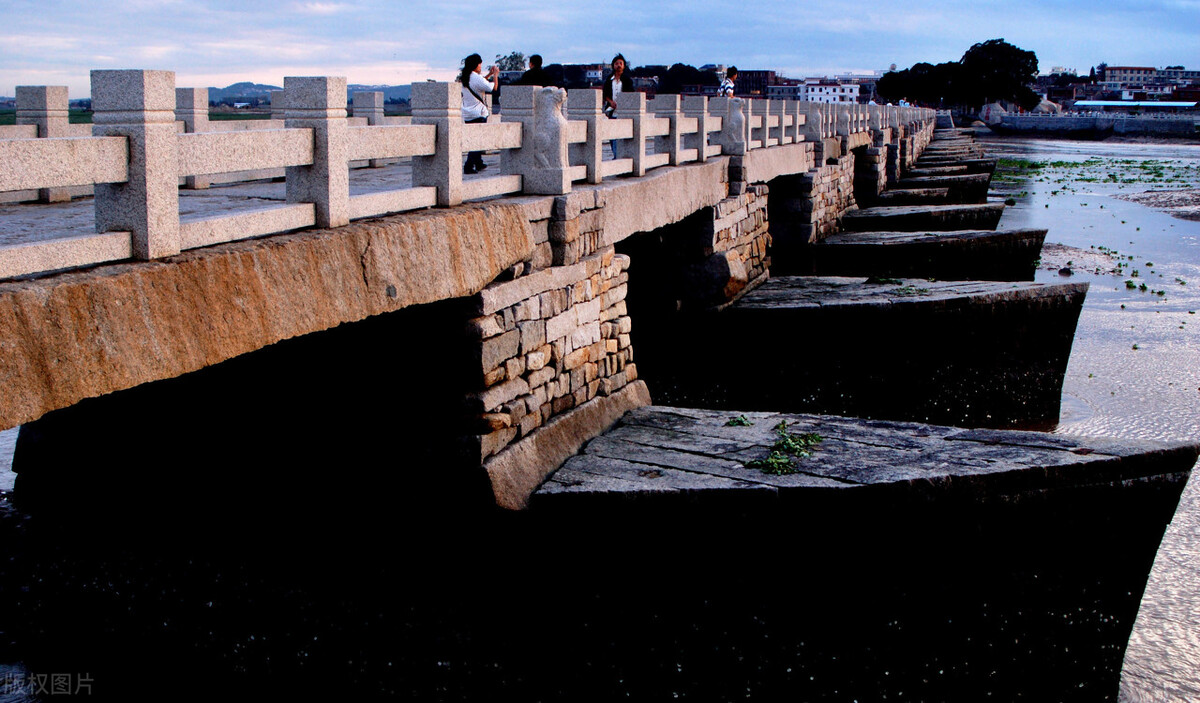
[836,106,851,138]
[283,76,350,228]
[16,85,72,202]
[91,69,179,260]
[502,85,571,195]
[176,87,211,189]
[786,100,803,143]
[649,94,682,165]
[269,90,285,120]
[713,97,747,155]
[567,88,604,184]
[615,91,647,176]
[682,95,710,163]
[411,81,462,207]
[772,99,789,144]
[352,90,386,168]
[750,99,770,148]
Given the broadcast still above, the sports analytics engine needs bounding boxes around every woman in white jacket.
[460,53,499,174]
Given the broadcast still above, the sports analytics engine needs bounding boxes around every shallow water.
[983,135,1200,443]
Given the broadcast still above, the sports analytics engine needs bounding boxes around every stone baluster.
[772,99,790,144]
[567,89,604,184]
[501,85,571,195]
[712,97,748,155]
[270,90,285,120]
[283,76,350,227]
[836,106,851,138]
[353,91,386,168]
[411,81,463,206]
[615,91,648,176]
[750,99,770,148]
[682,95,710,163]
[176,87,211,190]
[91,69,180,259]
[797,102,816,142]
[788,100,804,143]
[16,85,73,202]
[868,105,882,133]
[649,94,682,165]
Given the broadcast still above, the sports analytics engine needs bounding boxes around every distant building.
[803,78,861,103]
[1104,66,1156,85]
[766,81,804,100]
[735,70,777,96]
[1156,67,1200,84]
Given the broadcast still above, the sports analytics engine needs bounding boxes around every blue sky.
[1,0,1198,97]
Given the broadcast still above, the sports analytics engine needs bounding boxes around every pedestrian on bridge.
[460,53,499,174]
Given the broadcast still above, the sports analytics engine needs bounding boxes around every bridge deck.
[536,405,1198,502]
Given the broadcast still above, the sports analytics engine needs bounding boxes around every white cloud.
[294,2,351,14]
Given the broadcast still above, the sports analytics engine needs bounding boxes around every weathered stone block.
[481,329,520,373]
[519,320,546,354]
[471,376,530,412]
[527,366,556,389]
[504,356,526,380]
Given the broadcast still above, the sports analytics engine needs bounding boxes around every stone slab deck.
[874,187,953,205]
[906,165,970,177]
[639,276,1087,428]
[916,148,986,161]
[896,173,992,203]
[799,227,1047,281]
[913,157,998,175]
[842,202,1005,231]
[536,405,1198,504]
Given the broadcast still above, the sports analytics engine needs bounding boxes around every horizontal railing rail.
[0,69,936,281]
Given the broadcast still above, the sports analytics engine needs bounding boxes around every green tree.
[877,38,1039,110]
[495,51,526,72]
[959,39,1039,110]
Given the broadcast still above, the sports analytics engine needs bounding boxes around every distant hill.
[349,84,411,103]
[207,82,282,102]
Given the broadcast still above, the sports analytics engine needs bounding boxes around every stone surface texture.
[464,245,638,463]
[0,202,534,431]
[536,405,1199,501]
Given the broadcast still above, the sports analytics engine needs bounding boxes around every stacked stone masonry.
[709,184,771,292]
[853,145,888,204]
[466,246,636,462]
[796,155,858,244]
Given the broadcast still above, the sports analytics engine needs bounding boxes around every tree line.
[876,39,1040,110]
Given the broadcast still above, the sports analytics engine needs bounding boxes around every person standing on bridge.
[460,53,499,174]
[516,54,556,87]
[719,66,737,97]
[602,53,634,158]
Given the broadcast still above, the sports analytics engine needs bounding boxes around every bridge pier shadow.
[11,295,498,533]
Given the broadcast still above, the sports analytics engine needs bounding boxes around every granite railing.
[0,68,934,280]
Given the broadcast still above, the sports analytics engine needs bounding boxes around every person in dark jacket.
[602,53,634,158]
[601,53,633,118]
[517,54,556,87]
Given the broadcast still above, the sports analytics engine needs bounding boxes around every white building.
[804,78,861,103]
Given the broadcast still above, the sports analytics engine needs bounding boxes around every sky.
[1,0,1199,97]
